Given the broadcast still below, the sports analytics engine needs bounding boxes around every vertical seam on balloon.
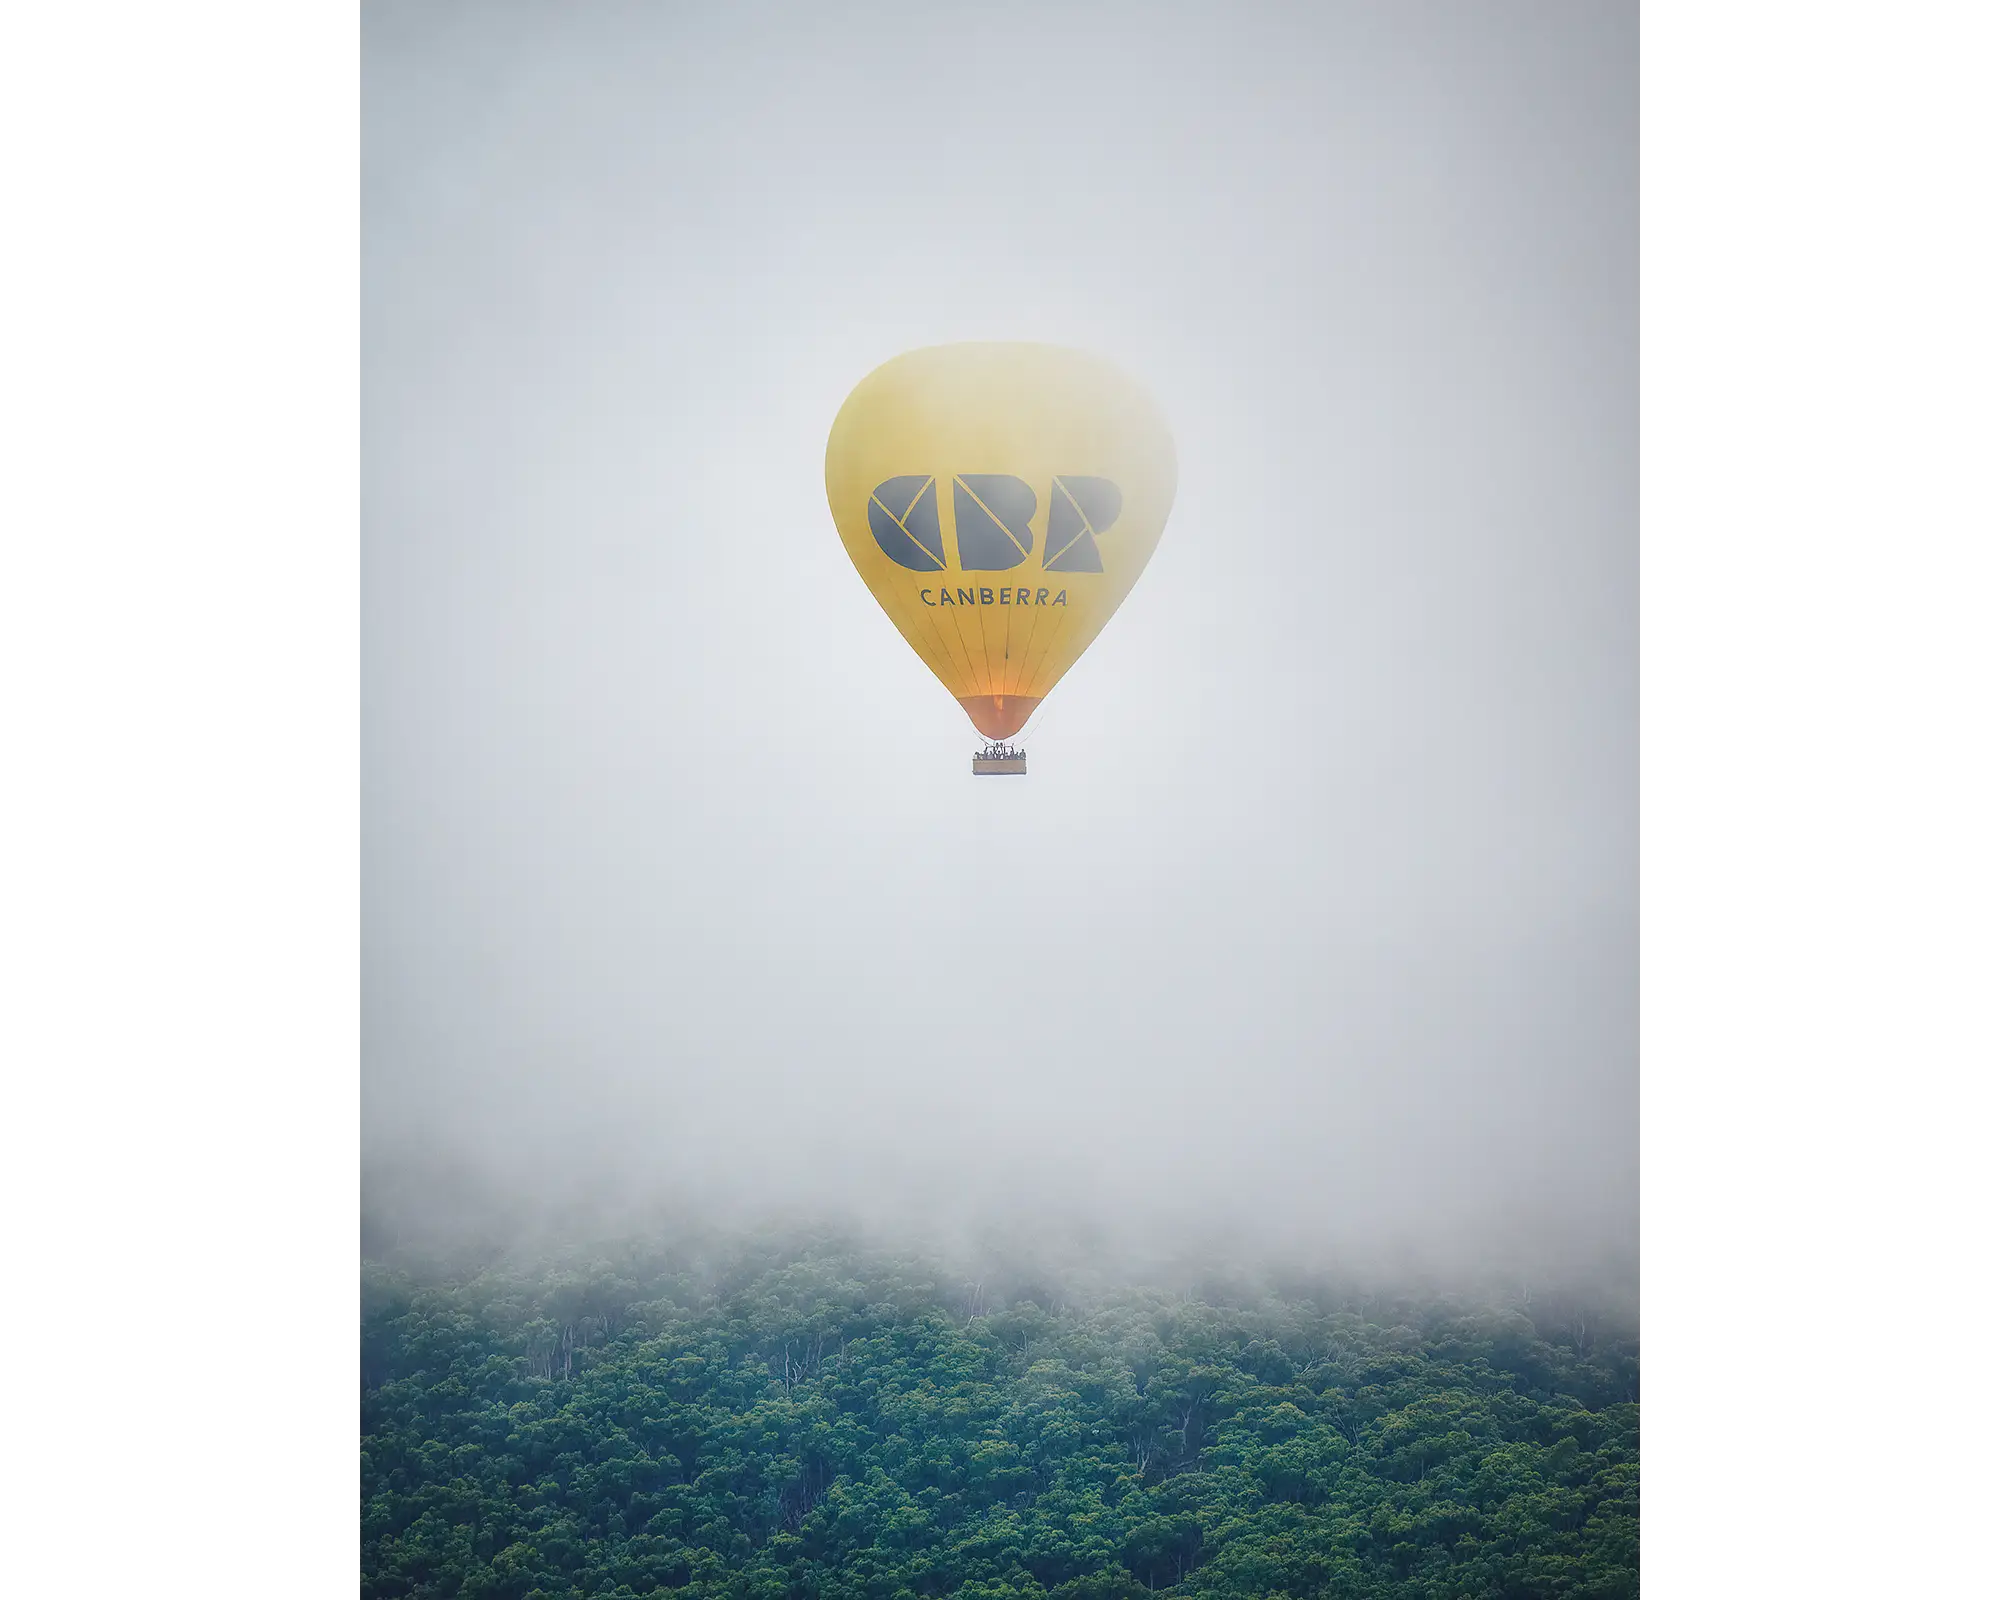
[1020,597,1073,699]
[999,576,1020,693]
[914,575,976,689]
[1014,606,1052,698]
[977,597,1002,699]
[1008,592,1024,692]
[1009,584,1054,696]
[941,581,988,694]
[916,595,969,688]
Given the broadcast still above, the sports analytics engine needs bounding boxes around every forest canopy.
[361,1234,1637,1599]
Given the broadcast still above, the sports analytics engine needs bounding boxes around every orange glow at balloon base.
[959,694,1040,740]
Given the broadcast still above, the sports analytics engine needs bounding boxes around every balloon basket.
[972,743,1027,776]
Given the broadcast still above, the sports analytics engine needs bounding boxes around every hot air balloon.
[825,343,1177,773]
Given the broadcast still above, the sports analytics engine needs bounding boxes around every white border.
[3,4,1995,1592]
[1645,5,1998,1593]
[2,5,357,1593]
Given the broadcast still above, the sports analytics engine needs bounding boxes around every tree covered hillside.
[361,1240,1637,1599]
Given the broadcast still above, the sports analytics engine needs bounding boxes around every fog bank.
[363,2,1636,1286]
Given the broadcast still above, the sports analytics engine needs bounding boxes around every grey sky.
[362,1,1636,1277]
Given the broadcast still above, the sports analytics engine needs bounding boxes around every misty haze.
[364,0,1633,1278]
[363,6,1637,1591]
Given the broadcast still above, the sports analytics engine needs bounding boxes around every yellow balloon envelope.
[825,343,1177,741]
